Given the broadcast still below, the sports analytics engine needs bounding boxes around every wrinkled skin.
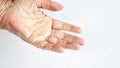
[1,0,84,53]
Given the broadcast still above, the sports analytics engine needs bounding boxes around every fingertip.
[80,39,85,46]
[70,44,80,50]
[50,1,64,11]
[71,26,82,33]
[52,45,65,53]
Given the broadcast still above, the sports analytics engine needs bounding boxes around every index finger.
[52,19,81,33]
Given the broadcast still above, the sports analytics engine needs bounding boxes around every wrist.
[0,0,12,29]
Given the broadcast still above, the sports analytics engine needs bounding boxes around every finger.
[52,19,81,33]
[51,29,84,45]
[45,34,65,53]
[51,45,65,53]
[63,33,85,45]
[51,29,64,39]
[32,40,64,53]
[41,43,54,50]
[32,40,53,50]
[32,41,48,48]
[55,40,80,50]
[51,30,84,50]
[46,35,58,44]
[42,42,64,53]
[65,43,80,50]
[36,0,63,11]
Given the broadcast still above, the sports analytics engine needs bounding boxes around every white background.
[0,0,120,68]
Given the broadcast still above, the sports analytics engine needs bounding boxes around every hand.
[1,0,84,53]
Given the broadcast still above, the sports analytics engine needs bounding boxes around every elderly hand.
[0,0,84,53]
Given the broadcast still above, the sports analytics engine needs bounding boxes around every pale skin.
[0,0,84,53]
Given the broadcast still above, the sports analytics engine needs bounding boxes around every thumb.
[36,0,63,11]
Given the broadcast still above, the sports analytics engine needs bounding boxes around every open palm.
[1,0,84,53]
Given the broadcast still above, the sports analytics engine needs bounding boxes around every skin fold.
[0,0,84,53]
